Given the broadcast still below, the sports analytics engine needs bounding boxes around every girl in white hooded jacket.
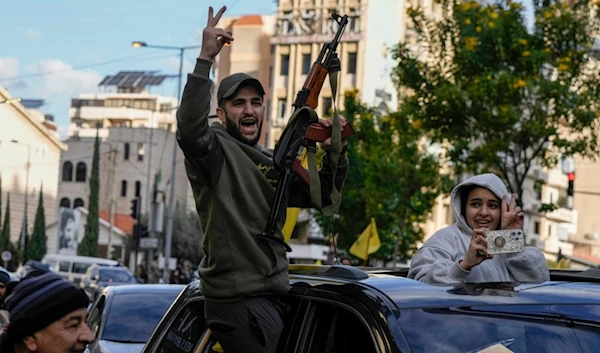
[408,173,550,284]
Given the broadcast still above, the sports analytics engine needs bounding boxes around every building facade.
[212,14,276,148]
[0,86,67,249]
[68,71,178,139]
[268,0,404,147]
[58,126,189,224]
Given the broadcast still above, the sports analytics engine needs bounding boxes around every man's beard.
[225,116,263,146]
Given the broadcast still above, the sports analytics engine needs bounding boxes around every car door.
[397,304,599,353]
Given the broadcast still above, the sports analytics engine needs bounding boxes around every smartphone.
[486,229,525,254]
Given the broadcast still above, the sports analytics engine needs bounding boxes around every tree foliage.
[79,131,100,257]
[320,91,452,263]
[393,0,600,202]
[25,186,47,261]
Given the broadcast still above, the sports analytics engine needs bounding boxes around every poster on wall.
[57,207,81,255]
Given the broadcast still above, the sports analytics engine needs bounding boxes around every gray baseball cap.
[217,73,265,105]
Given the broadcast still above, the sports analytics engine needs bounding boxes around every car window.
[88,294,106,337]
[102,292,179,343]
[72,262,92,274]
[398,307,585,353]
[156,298,206,353]
[99,269,135,283]
[275,296,308,353]
[300,301,378,353]
[59,261,70,272]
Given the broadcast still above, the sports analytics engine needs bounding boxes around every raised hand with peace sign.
[501,193,524,230]
[199,6,234,62]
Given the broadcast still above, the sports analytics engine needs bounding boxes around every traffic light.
[567,172,575,197]
[130,197,140,219]
[133,223,149,241]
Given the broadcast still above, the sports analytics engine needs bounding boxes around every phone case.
[486,229,525,254]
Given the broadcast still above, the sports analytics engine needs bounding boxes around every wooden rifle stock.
[292,123,355,185]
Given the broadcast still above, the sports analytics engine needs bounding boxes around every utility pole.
[107,145,118,259]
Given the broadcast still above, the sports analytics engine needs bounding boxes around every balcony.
[546,207,578,225]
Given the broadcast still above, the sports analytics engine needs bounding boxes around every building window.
[120,180,128,197]
[347,52,357,74]
[159,103,172,112]
[62,161,73,182]
[281,54,290,76]
[137,143,145,162]
[75,162,87,182]
[59,198,71,208]
[277,99,287,120]
[135,181,141,197]
[322,97,333,117]
[534,221,540,234]
[74,198,84,208]
[124,143,130,160]
[302,54,311,75]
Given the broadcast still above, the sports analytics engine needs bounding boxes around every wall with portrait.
[57,207,81,255]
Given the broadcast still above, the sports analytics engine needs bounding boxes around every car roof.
[290,265,600,309]
[177,265,600,310]
[104,284,185,295]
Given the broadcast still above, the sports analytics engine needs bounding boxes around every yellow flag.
[282,208,300,243]
[349,218,381,260]
[281,149,310,243]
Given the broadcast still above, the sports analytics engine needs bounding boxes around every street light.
[132,41,200,282]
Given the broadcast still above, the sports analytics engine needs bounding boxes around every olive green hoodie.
[177,59,348,300]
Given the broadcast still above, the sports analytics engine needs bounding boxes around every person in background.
[136,259,149,283]
[408,173,549,284]
[0,272,94,353]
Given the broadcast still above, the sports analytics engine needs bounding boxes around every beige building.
[212,14,276,148]
[58,126,189,225]
[268,0,405,147]
[0,86,67,250]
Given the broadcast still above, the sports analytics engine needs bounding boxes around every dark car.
[81,265,138,301]
[86,284,184,353]
[141,265,600,353]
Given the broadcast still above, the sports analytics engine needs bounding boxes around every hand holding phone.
[486,229,525,255]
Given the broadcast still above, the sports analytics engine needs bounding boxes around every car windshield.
[99,269,135,283]
[102,292,179,343]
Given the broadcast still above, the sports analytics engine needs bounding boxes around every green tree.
[25,186,47,261]
[171,203,204,265]
[1,193,10,251]
[393,0,600,204]
[321,91,452,264]
[79,131,100,257]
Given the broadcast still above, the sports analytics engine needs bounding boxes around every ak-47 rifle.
[258,13,354,252]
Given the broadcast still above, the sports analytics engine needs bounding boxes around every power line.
[0,50,178,82]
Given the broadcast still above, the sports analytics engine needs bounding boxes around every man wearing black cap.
[0,271,94,353]
[176,5,349,353]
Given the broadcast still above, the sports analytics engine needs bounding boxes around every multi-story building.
[212,14,276,147]
[268,0,404,147]
[57,72,191,257]
[0,86,67,250]
[69,71,178,139]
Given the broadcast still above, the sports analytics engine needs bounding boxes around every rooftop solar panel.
[98,71,172,88]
